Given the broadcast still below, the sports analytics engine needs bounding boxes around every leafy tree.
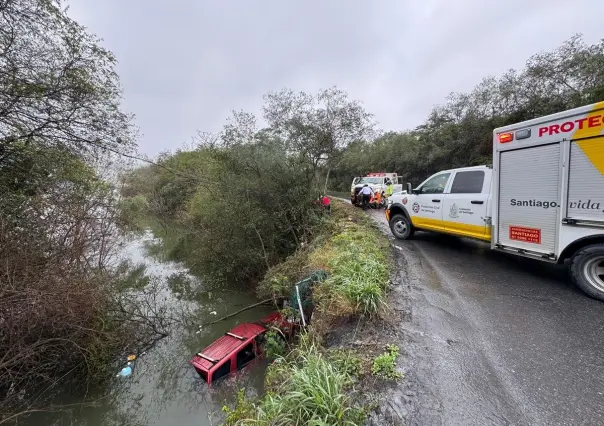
[0,0,136,166]
[263,87,374,191]
[122,88,375,285]
[125,129,320,284]
[0,2,161,419]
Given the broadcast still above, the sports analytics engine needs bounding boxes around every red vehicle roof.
[191,322,266,371]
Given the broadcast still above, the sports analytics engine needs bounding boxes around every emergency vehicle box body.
[492,102,604,259]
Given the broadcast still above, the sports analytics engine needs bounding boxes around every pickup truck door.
[441,170,491,241]
[409,172,452,232]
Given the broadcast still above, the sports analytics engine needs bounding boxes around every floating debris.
[117,362,133,378]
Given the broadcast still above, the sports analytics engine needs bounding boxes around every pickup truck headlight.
[387,198,393,206]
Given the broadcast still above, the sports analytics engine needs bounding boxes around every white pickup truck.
[386,102,604,300]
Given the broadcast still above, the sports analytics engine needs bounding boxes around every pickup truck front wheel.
[570,244,604,301]
[389,214,414,240]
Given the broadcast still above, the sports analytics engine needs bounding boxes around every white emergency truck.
[351,173,403,205]
[386,102,604,300]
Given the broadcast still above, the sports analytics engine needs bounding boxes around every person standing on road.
[359,184,374,210]
[385,179,394,198]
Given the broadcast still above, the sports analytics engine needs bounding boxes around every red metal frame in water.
[190,312,293,385]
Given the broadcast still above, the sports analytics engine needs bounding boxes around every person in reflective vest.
[385,179,394,198]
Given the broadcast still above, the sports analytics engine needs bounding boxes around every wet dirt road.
[369,210,604,426]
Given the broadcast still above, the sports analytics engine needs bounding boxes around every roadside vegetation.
[258,199,390,329]
[222,201,399,425]
[120,88,374,286]
[372,344,403,380]
[241,335,366,425]
[0,1,168,421]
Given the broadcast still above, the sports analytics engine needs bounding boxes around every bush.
[371,344,403,380]
[251,335,366,425]
[263,330,287,360]
[123,137,322,285]
[328,349,363,378]
[222,334,366,425]
[119,195,150,232]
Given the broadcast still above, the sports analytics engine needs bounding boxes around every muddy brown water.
[22,229,272,426]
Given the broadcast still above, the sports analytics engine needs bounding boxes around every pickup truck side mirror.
[406,182,413,194]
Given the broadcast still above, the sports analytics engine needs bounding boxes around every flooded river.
[25,229,272,426]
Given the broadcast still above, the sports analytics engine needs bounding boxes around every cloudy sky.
[67,0,603,156]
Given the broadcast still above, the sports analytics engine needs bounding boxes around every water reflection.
[23,229,270,426]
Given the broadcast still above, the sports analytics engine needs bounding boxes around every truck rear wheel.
[389,214,414,240]
[570,244,604,301]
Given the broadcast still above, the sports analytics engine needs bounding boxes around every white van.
[386,102,604,300]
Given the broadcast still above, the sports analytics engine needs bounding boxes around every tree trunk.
[323,168,331,195]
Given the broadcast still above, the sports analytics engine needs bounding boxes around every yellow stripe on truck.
[411,217,492,242]
[573,101,604,175]
[410,217,444,232]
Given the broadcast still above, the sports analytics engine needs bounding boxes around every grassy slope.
[224,200,400,425]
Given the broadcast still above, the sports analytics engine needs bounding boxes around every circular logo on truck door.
[412,202,420,213]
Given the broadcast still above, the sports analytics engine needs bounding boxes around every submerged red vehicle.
[190,312,294,385]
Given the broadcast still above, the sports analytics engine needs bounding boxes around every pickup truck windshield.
[358,177,382,184]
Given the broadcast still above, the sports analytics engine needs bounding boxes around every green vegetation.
[259,201,390,322]
[0,1,162,420]
[371,344,403,380]
[121,89,374,287]
[119,194,151,232]
[329,35,604,189]
[309,215,390,319]
[262,330,288,360]
[223,202,392,425]
[222,390,256,426]
[224,335,366,426]
[328,349,364,378]
[4,2,602,422]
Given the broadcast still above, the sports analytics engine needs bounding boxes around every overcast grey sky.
[68,0,603,156]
